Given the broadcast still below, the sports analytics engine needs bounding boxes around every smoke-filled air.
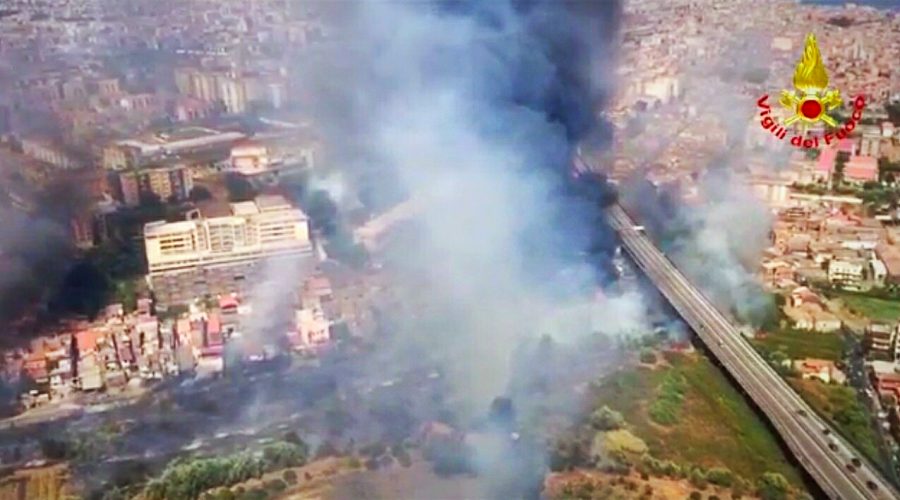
[294,0,630,406]
[9,0,886,498]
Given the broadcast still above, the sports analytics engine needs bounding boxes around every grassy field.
[831,290,900,323]
[752,329,846,361]
[591,352,804,487]
[789,379,880,464]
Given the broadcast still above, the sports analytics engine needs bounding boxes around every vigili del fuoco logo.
[756,33,865,149]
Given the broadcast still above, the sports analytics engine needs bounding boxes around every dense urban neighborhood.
[1,0,900,499]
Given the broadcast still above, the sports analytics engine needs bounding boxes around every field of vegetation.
[829,289,900,323]
[587,352,804,489]
[752,328,846,361]
[789,379,880,464]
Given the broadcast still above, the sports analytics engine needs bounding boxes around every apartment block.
[144,195,314,304]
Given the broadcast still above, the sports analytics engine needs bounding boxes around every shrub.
[261,442,307,470]
[214,490,235,500]
[639,349,657,364]
[282,431,305,448]
[689,492,702,500]
[648,372,687,426]
[757,472,790,500]
[142,453,265,500]
[590,405,625,430]
[239,487,268,500]
[264,479,286,493]
[282,469,298,485]
[688,468,708,490]
[707,467,734,487]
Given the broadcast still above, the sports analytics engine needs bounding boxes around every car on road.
[828,442,838,452]
[867,480,879,491]
[846,463,856,473]
[851,457,862,468]
[797,409,807,417]
[822,428,831,435]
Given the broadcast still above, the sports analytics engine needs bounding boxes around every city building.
[292,306,330,351]
[19,137,84,170]
[116,163,194,207]
[827,258,865,287]
[144,195,314,304]
[866,322,897,361]
[103,127,246,170]
[230,140,271,175]
[793,358,846,384]
[843,155,879,183]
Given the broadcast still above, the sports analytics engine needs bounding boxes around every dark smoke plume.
[285,1,627,497]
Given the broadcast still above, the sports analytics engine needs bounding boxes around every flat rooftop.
[230,201,259,216]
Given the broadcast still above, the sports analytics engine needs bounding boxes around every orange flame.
[792,33,829,92]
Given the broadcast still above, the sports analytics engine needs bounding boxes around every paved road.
[608,204,900,500]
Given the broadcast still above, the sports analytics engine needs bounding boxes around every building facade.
[144,195,314,304]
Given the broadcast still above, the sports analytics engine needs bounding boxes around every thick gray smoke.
[0,208,71,327]
[296,0,626,407]
[619,31,778,326]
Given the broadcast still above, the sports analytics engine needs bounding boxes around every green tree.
[757,472,790,500]
[548,434,590,471]
[261,442,308,470]
[833,151,849,187]
[282,469,298,485]
[689,468,708,490]
[590,405,625,431]
[706,467,734,487]
[115,280,137,313]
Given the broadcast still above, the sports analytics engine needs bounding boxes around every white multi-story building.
[144,195,314,303]
[827,258,865,286]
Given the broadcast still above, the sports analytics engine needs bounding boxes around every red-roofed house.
[817,147,837,177]
[23,352,48,383]
[844,155,878,182]
[874,372,900,401]
[76,329,102,353]
[789,286,822,307]
[837,138,857,155]
[219,296,239,312]
[792,358,846,384]
[206,314,223,346]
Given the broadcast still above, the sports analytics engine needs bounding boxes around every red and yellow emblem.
[779,33,842,127]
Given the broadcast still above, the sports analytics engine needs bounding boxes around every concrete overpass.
[607,203,899,500]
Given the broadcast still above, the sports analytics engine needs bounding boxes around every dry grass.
[591,352,804,487]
